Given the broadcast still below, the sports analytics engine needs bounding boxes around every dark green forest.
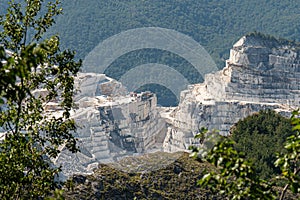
[1,0,300,105]
[231,110,295,180]
[48,0,300,62]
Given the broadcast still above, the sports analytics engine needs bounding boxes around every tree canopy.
[230,110,295,179]
[191,110,300,199]
[0,0,81,198]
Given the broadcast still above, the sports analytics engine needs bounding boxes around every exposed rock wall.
[51,35,300,178]
[164,35,300,151]
[54,73,166,179]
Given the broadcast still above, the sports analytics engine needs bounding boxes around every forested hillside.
[1,0,300,105]
[231,110,295,180]
[49,0,300,62]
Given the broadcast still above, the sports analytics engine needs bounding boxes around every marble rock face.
[48,35,300,178]
[54,73,166,179]
[163,35,300,151]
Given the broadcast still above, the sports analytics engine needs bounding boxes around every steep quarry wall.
[163,35,300,151]
[51,35,300,178]
[54,73,166,178]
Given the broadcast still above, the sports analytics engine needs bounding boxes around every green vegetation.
[64,110,300,199]
[246,31,300,48]
[231,110,295,179]
[0,0,295,106]
[64,152,224,200]
[275,110,300,199]
[191,110,300,199]
[65,128,300,200]
[198,139,276,199]
[0,0,81,198]
[46,0,300,62]
[0,1,299,199]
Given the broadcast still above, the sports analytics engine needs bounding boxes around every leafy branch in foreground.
[0,0,81,199]
[191,110,300,199]
[191,130,276,200]
[275,110,300,200]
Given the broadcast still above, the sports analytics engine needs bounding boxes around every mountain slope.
[64,152,222,200]
[48,0,300,63]
[63,152,300,199]
[1,1,300,106]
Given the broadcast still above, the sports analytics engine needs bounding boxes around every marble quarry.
[163,35,300,151]
[54,73,166,178]
[3,35,298,178]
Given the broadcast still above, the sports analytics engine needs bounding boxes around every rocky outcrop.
[163,34,300,151]
[53,35,300,178]
[54,73,166,179]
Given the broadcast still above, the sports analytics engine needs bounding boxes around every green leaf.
[0,0,81,198]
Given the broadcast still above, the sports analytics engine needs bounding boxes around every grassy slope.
[64,152,222,200]
[64,152,299,199]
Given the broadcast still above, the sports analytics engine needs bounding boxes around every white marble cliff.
[54,34,300,178]
[163,34,300,151]
[54,73,166,178]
